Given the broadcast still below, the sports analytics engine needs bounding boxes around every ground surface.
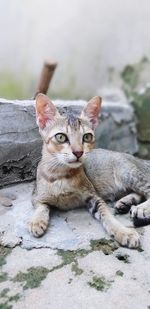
[0,183,150,309]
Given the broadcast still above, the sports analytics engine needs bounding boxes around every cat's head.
[36,94,102,168]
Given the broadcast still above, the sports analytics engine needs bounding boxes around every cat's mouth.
[68,159,82,166]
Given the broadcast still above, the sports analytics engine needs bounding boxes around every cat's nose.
[72,151,83,159]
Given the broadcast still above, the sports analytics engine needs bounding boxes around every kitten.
[29,93,150,248]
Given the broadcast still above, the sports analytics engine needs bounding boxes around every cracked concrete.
[0,182,150,309]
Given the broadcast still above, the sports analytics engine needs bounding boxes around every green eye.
[55,133,68,143]
[83,133,93,143]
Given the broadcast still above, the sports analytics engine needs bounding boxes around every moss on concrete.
[0,246,12,267]
[0,303,12,309]
[0,272,8,283]
[90,238,119,255]
[88,276,112,291]
[57,247,88,264]
[12,266,49,290]
[0,289,10,298]
[71,261,83,276]
[0,287,20,308]
[8,294,20,302]
[116,270,124,277]
[57,238,119,276]
[57,238,119,264]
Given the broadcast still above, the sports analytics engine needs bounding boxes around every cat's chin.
[67,161,82,168]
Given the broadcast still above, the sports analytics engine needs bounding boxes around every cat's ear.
[35,93,60,129]
[80,96,102,129]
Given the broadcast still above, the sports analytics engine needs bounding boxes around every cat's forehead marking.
[66,112,80,131]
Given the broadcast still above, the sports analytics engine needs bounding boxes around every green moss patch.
[57,238,119,276]
[71,261,83,276]
[0,303,12,309]
[116,270,124,277]
[12,266,49,290]
[0,272,8,283]
[8,294,20,303]
[0,288,20,307]
[90,239,119,255]
[0,289,10,298]
[88,276,112,291]
[57,248,87,265]
[57,238,118,264]
[0,246,12,267]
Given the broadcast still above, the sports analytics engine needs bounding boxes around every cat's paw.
[130,205,150,219]
[115,200,131,214]
[130,205,150,227]
[29,217,49,237]
[114,228,140,248]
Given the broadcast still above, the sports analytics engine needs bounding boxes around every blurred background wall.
[0,0,150,99]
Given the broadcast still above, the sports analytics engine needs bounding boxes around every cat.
[29,93,150,248]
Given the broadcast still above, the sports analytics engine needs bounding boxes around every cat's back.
[83,148,123,173]
[83,148,132,200]
[83,148,150,199]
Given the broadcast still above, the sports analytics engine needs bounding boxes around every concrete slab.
[0,182,150,309]
[0,182,108,250]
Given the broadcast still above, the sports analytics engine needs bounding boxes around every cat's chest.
[46,178,84,209]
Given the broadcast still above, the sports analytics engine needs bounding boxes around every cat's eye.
[55,133,68,143]
[83,133,93,143]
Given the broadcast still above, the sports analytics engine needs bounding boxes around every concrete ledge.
[0,98,138,187]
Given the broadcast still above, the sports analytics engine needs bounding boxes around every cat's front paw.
[29,217,49,237]
[115,200,131,214]
[114,228,140,248]
[130,205,150,219]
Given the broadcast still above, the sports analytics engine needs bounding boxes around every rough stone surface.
[0,182,107,250]
[0,98,138,187]
[0,182,150,309]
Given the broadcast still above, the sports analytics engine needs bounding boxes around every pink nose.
[72,151,83,159]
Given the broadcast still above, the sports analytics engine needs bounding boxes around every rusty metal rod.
[34,61,57,98]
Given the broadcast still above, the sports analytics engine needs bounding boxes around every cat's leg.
[28,202,50,237]
[86,195,140,248]
[115,193,142,214]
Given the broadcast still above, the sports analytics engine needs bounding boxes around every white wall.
[0,0,150,98]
